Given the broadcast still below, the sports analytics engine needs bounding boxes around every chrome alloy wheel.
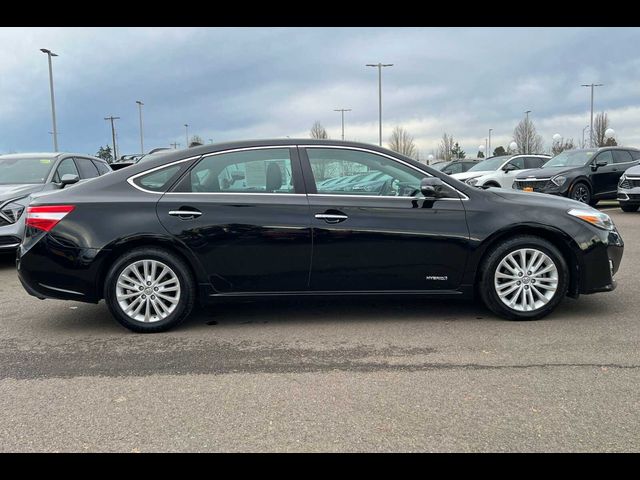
[116,260,181,323]
[571,184,589,203]
[493,248,559,312]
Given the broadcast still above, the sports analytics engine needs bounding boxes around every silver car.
[617,164,640,212]
[0,152,111,251]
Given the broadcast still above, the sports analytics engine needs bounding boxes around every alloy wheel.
[115,259,181,323]
[493,248,559,312]
[571,184,589,203]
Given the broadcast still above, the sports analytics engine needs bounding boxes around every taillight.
[26,205,75,232]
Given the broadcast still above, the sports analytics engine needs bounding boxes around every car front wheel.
[104,247,196,333]
[570,181,591,204]
[621,204,639,212]
[479,235,569,320]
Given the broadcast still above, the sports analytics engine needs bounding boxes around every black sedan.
[513,147,640,205]
[17,139,624,332]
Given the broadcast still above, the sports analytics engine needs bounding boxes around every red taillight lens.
[26,205,75,232]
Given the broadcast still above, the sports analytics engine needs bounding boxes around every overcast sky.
[1,27,639,158]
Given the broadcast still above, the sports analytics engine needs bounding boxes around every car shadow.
[0,252,16,271]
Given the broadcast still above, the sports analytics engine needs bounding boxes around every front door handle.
[169,208,203,219]
[315,212,348,224]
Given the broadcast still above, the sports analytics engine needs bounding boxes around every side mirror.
[60,174,80,188]
[591,161,608,171]
[502,163,517,172]
[420,177,447,198]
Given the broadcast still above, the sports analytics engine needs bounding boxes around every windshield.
[467,156,509,172]
[543,150,596,168]
[0,156,55,185]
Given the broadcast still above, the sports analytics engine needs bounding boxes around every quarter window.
[133,165,184,192]
[306,148,425,197]
[184,149,294,194]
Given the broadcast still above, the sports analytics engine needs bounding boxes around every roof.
[0,152,106,161]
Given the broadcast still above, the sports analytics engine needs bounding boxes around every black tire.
[570,181,591,204]
[588,199,599,207]
[621,204,639,212]
[484,182,501,188]
[104,247,196,333]
[478,235,569,321]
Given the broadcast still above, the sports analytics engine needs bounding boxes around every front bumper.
[617,187,640,205]
[513,180,570,197]
[577,226,624,295]
[0,220,24,250]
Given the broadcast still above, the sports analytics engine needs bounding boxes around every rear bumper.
[17,233,105,303]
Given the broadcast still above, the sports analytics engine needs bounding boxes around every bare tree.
[310,121,328,139]
[551,138,576,156]
[387,126,417,158]
[437,133,455,161]
[592,112,617,147]
[513,117,544,154]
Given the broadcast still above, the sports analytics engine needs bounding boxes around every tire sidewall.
[481,236,569,320]
[104,248,194,333]
[570,181,591,204]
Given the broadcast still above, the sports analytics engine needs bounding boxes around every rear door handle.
[315,212,348,224]
[169,209,203,219]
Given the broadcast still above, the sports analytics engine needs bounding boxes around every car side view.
[513,147,640,205]
[0,152,111,251]
[450,154,551,189]
[17,140,624,333]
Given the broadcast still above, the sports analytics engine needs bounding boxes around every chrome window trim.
[126,156,204,194]
[308,193,462,202]
[300,144,469,200]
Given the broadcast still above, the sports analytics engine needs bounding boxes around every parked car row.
[437,147,640,212]
[9,139,623,334]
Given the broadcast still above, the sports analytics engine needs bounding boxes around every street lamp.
[488,128,493,156]
[333,108,352,141]
[605,128,615,144]
[136,101,144,154]
[552,133,562,154]
[478,144,485,158]
[40,48,59,151]
[366,63,393,146]
[509,141,518,153]
[581,83,604,147]
[184,124,189,146]
[427,154,434,165]
[524,110,531,154]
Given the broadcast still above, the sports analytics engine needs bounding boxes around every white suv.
[450,154,551,189]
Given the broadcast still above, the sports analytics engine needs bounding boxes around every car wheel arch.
[470,224,581,299]
[95,235,207,301]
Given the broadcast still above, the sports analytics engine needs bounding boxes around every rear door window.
[524,157,547,169]
[613,150,633,164]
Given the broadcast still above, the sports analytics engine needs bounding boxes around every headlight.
[567,208,614,231]
[466,177,480,186]
[552,175,567,186]
[619,174,626,185]
[0,202,25,224]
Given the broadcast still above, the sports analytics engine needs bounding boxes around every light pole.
[581,83,604,147]
[184,124,189,147]
[524,110,531,154]
[334,108,352,141]
[136,100,144,154]
[104,116,120,162]
[479,144,486,158]
[366,63,393,146]
[40,48,59,152]
[581,125,590,148]
[488,128,493,156]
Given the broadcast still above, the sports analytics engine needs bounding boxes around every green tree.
[96,145,113,163]
[493,146,506,156]
[451,142,466,159]
[477,151,485,158]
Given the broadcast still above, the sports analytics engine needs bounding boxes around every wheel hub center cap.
[144,288,153,295]
[522,276,530,284]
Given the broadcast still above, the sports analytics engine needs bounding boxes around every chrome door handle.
[169,210,203,218]
[315,213,348,224]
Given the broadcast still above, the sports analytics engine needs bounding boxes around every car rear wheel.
[104,247,196,333]
[570,181,591,204]
[479,235,569,320]
[621,204,639,212]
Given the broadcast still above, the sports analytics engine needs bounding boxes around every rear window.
[133,165,184,192]
[629,150,640,160]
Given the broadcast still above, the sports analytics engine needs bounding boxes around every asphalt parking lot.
[0,205,638,452]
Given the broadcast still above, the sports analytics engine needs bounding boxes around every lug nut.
[142,295,146,299]
[147,281,151,286]
[527,271,531,275]
[151,295,155,300]
[518,272,523,277]
[154,287,158,291]
[139,287,144,291]
[531,279,536,284]
[517,281,521,285]
[524,285,529,290]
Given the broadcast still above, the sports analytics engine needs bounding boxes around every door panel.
[591,151,617,196]
[301,147,470,292]
[156,147,312,293]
